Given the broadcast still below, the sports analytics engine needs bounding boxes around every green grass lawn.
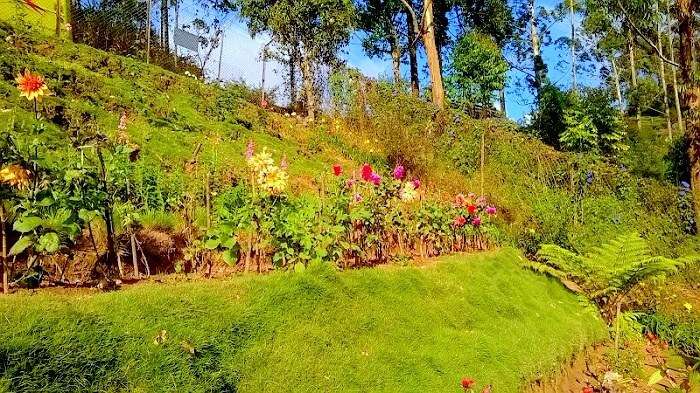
[0,248,606,393]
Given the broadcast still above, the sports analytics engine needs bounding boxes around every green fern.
[526,233,699,319]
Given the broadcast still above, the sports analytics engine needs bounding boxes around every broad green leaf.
[204,238,220,250]
[647,370,664,386]
[9,236,34,256]
[13,216,43,233]
[222,248,238,266]
[38,232,60,253]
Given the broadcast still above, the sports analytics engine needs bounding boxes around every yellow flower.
[247,147,274,173]
[400,182,418,202]
[258,165,288,194]
[15,69,50,101]
[0,164,31,189]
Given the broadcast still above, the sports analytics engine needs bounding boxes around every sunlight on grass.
[0,248,606,392]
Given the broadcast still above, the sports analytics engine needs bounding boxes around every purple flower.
[354,193,363,203]
[392,164,406,180]
[486,206,496,216]
[245,140,255,160]
[370,172,382,186]
[472,216,482,226]
[412,178,421,189]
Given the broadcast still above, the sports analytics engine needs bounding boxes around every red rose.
[467,205,477,214]
[332,164,343,176]
[461,377,475,390]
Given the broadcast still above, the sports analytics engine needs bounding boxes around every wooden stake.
[131,233,139,278]
[1,205,8,294]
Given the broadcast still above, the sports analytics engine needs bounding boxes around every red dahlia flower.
[453,215,467,228]
[467,205,477,214]
[361,163,373,181]
[461,377,475,390]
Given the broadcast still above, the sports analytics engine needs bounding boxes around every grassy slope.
[0,22,351,189]
[0,248,606,393]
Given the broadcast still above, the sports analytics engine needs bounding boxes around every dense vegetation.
[1,0,700,387]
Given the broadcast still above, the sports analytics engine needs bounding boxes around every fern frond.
[536,244,589,280]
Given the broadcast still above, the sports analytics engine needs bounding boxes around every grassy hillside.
[0,249,606,393]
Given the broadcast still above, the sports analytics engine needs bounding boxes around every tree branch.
[616,0,681,68]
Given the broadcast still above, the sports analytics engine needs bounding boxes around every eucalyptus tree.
[357,0,407,84]
[227,0,355,120]
[400,0,446,107]
[452,0,513,112]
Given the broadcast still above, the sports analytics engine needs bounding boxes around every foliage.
[206,145,500,269]
[530,83,568,148]
[532,87,626,154]
[524,233,699,319]
[446,32,508,108]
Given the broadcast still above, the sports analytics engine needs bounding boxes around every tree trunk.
[289,44,298,105]
[422,0,445,108]
[569,0,577,91]
[499,87,507,116]
[530,0,547,99]
[161,0,169,51]
[1,205,7,294]
[657,12,673,138]
[404,7,420,95]
[667,0,684,133]
[611,55,624,115]
[390,28,402,85]
[301,53,316,121]
[677,0,700,225]
[627,27,641,131]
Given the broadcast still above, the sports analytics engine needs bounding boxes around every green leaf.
[9,236,34,256]
[204,238,220,250]
[13,216,43,233]
[222,248,239,266]
[37,232,60,253]
[647,370,664,386]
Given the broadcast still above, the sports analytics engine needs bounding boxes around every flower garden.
[0,18,699,393]
[205,141,499,272]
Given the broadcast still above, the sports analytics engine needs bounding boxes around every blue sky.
[173,0,601,121]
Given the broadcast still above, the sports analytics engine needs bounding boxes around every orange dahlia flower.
[15,69,50,101]
[0,164,31,189]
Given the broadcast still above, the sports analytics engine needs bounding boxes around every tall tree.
[230,0,355,120]
[358,0,406,84]
[529,0,548,99]
[677,0,700,222]
[666,0,684,133]
[453,0,514,112]
[161,0,170,50]
[400,0,446,107]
